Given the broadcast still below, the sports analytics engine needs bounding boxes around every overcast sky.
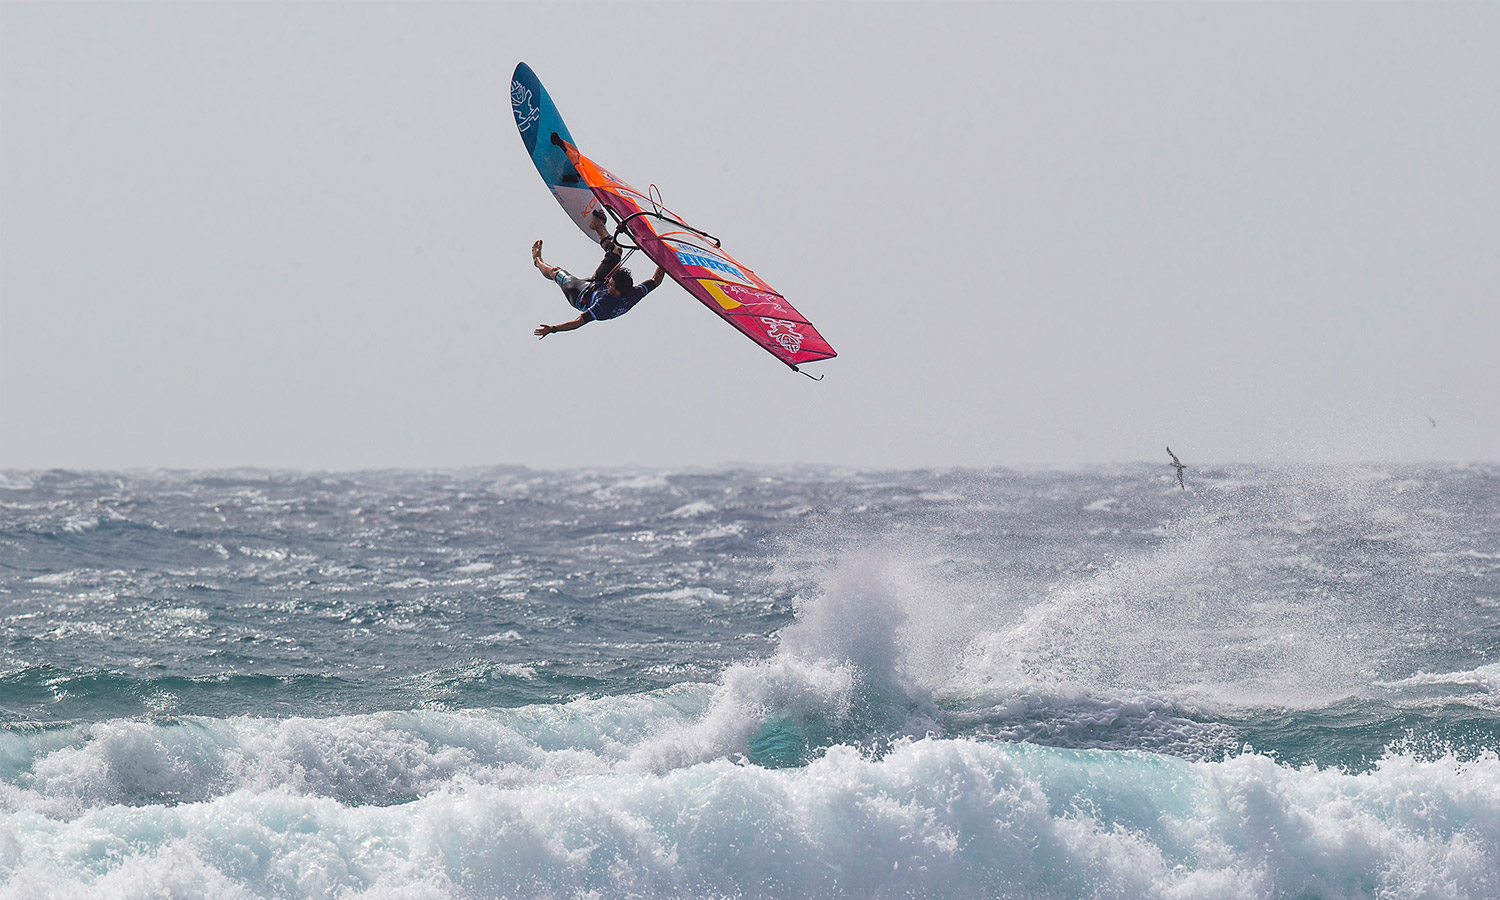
[3,1,1496,471]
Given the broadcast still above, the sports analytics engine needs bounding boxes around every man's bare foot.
[587,214,611,243]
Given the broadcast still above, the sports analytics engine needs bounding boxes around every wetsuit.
[552,246,658,321]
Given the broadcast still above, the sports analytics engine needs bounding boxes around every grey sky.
[3,2,1496,470]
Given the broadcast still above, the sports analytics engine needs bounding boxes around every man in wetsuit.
[532,210,666,339]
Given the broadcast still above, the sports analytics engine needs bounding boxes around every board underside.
[511,62,606,243]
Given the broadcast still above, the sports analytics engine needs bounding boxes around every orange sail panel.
[567,149,836,370]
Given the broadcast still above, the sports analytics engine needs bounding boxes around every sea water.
[1,465,1497,899]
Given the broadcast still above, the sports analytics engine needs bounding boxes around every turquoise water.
[2,465,1497,898]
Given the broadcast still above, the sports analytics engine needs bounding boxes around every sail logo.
[676,251,745,281]
[722,283,784,313]
[511,81,539,133]
[700,280,787,314]
[762,318,803,353]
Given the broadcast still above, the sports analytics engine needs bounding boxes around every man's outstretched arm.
[535,313,591,339]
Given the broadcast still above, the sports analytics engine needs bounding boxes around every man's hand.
[535,313,591,339]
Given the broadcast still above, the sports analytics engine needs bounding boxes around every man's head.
[610,268,634,295]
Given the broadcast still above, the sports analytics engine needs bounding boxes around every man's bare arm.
[535,313,590,339]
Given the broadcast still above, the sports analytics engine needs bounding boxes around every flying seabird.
[1166,447,1187,490]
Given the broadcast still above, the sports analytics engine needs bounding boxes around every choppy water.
[1,464,1498,898]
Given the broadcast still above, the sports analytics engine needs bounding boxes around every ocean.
[1,464,1497,899]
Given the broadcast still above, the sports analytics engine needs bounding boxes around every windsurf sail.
[512,63,835,373]
[559,138,837,372]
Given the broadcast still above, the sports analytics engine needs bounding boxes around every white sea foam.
[667,501,717,519]
[0,695,709,820]
[2,737,1497,900]
[24,573,76,587]
[631,587,733,607]
[692,523,745,540]
[1389,664,1500,695]
[58,516,102,534]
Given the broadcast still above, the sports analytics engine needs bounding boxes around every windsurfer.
[532,212,666,338]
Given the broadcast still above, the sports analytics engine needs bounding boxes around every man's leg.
[532,240,560,280]
[553,270,591,310]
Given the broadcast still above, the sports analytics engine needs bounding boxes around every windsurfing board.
[511,62,607,244]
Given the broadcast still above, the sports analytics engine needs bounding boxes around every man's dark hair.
[611,268,634,293]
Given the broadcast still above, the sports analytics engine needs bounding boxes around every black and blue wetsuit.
[552,246,658,321]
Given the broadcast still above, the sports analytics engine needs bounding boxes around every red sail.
[565,146,836,371]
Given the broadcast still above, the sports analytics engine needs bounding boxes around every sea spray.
[628,551,942,770]
[952,463,1462,707]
